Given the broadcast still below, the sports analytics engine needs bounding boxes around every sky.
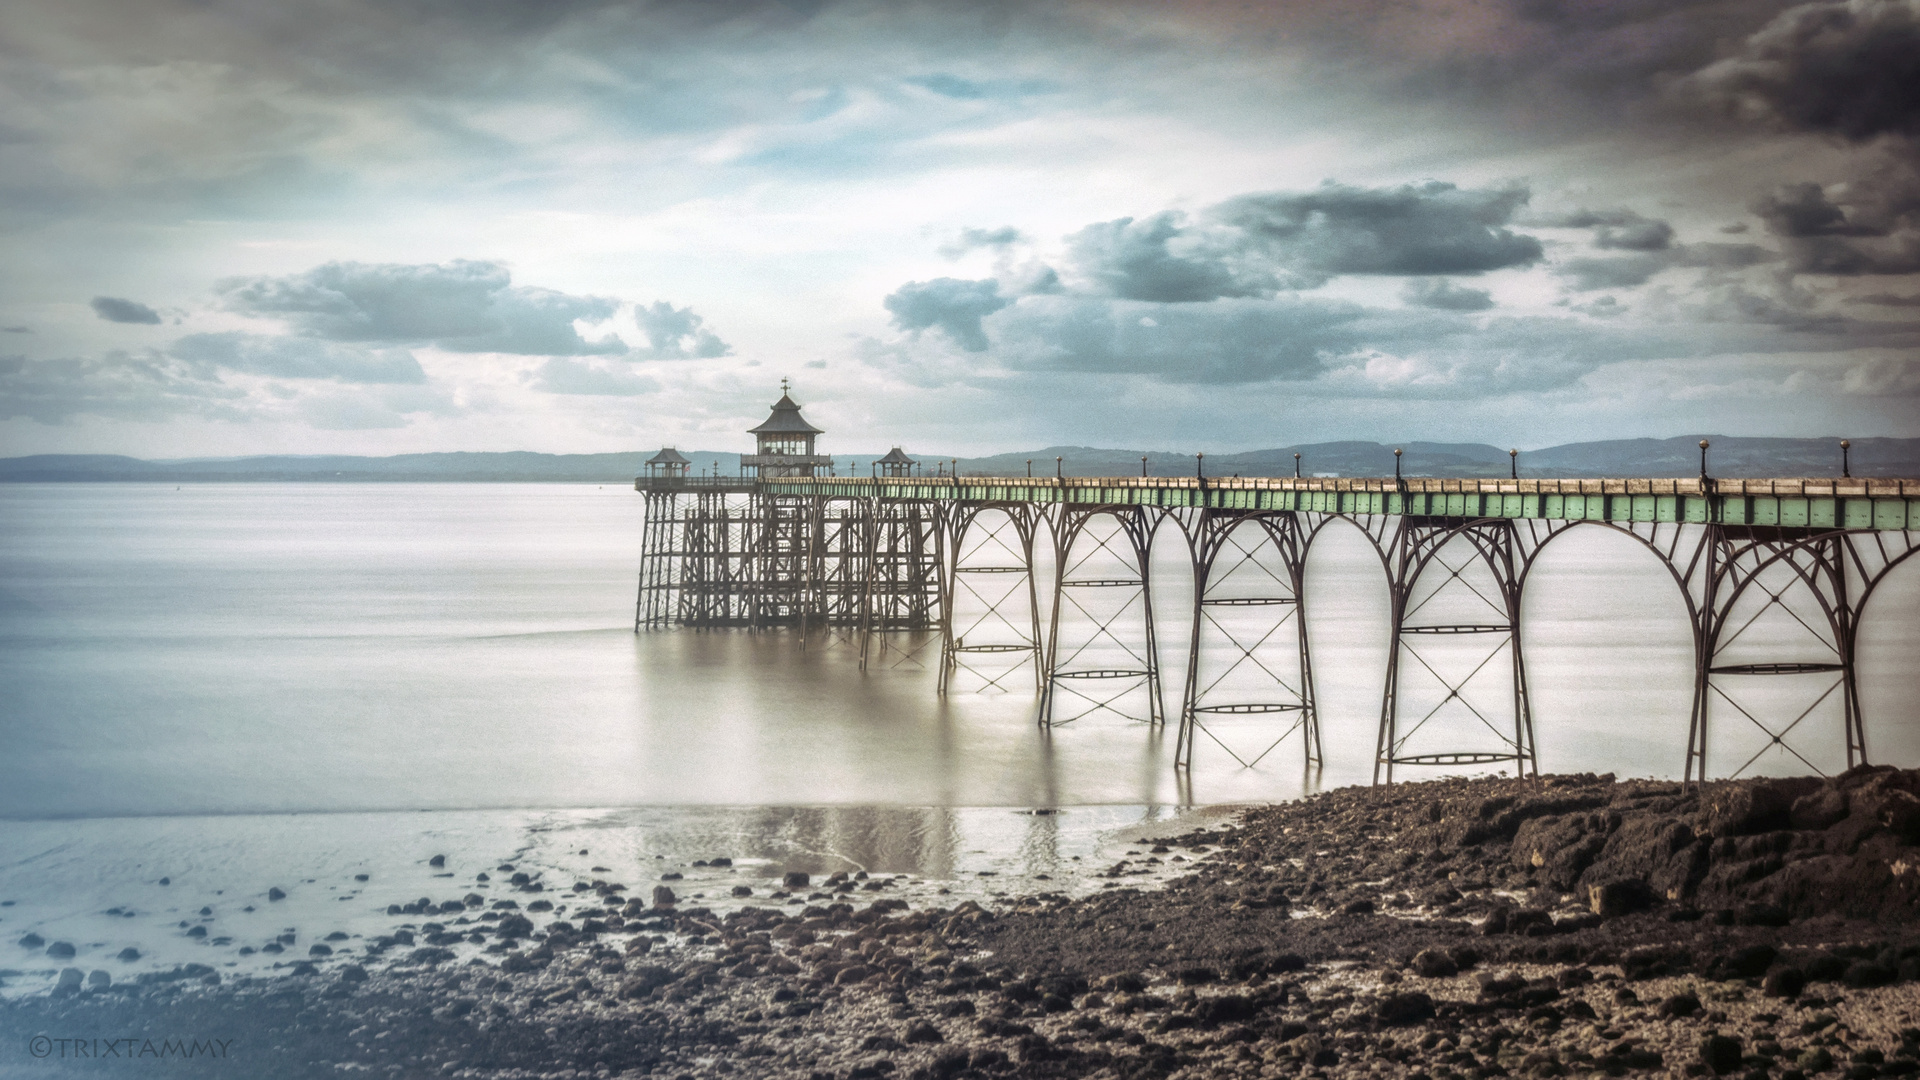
[2,0,1918,459]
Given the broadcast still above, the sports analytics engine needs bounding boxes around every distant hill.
[3,435,1915,482]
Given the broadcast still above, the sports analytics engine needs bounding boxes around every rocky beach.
[11,767,1920,1079]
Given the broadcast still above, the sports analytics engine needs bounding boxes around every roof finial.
[780,376,791,396]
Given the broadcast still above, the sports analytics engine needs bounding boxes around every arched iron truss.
[638,472,1919,783]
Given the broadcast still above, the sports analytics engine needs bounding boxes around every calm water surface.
[0,483,1914,988]
[2,482,1916,818]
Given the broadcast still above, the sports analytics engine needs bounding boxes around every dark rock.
[1412,949,1458,978]
[619,965,679,999]
[45,941,75,959]
[52,967,83,997]
[429,855,446,867]
[1590,878,1657,917]
[339,964,368,982]
[783,871,810,889]
[1712,945,1779,980]
[86,969,110,989]
[904,1020,944,1044]
[1764,968,1809,998]
[1845,961,1896,988]
[1376,991,1435,1025]
[1660,992,1702,1017]
[308,944,332,957]
[1701,1034,1745,1075]
[267,887,286,901]
[652,885,676,909]
[1792,787,1850,831]
[1703,778,1821,837]
[18,933,45,949]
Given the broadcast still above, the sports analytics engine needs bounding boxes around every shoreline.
[9,770,1920,1078]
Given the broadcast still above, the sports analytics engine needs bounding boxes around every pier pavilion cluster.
[637,390,1920,784]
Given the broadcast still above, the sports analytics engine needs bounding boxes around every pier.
[637,394,1920,785]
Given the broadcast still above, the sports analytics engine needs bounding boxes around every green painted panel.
[1810,500,1836,528]
[1875,500,1908,530]
[1844,500,1872,528]
[1633,496,1655,522]
[1752,498,1778,526]
[1780,498,1809,527]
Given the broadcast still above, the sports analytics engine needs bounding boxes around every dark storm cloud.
[883,277,1010,351]
[1684,0,1920,141]
[1066,213,1281,302]
[1402,278,1495,311]
[1754,181,1892,236]
[1753,175,1920,274]
[1214,182,1543,281]
[1057,182,1543,304]
[90,297,162,324]
[216,261,626,354]
[1530,209,1676,251]
[168,332,427,383]
[1851,292,1920,305]
[634,301,731,359]
[0,351,244,423]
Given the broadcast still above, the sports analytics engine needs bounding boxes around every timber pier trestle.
[636,472,1920,785]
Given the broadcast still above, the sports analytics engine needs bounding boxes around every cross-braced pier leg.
[1684,526,1919,782]
[1175,510,1320,771]
[1040,508,1164,728]
[1376,518,1537,784]
[937,506,1045,695]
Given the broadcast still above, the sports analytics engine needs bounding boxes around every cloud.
[1214,181,1543,281]
[168,332,426,383]
[1531,208,1675,251]
[634,301,731,359]
[0,350,244,423]
[90,296,162,324]
[1754,178,1920,274]
[883,277,1011,351]
[904,75,1057,100]
[939,226,1025,258]
[1066,212,1281,302]
[1850,292,1920,306]
[985,294,1364,384]
[1555,254,1671,291]
[1402,278,1495,311]
[530,357,662,396]
[1684,0,1920,141]
[1555,242,1779,290]
[217,260,625,354]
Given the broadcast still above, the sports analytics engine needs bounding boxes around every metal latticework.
[1176,510,1319,771]
[1374,518,1537,784]
[938,506,1045,695]
[1040,508,1165,728]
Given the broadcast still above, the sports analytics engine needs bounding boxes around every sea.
[1,482,1915,993]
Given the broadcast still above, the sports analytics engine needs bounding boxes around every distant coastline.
[3,435,1917,483]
